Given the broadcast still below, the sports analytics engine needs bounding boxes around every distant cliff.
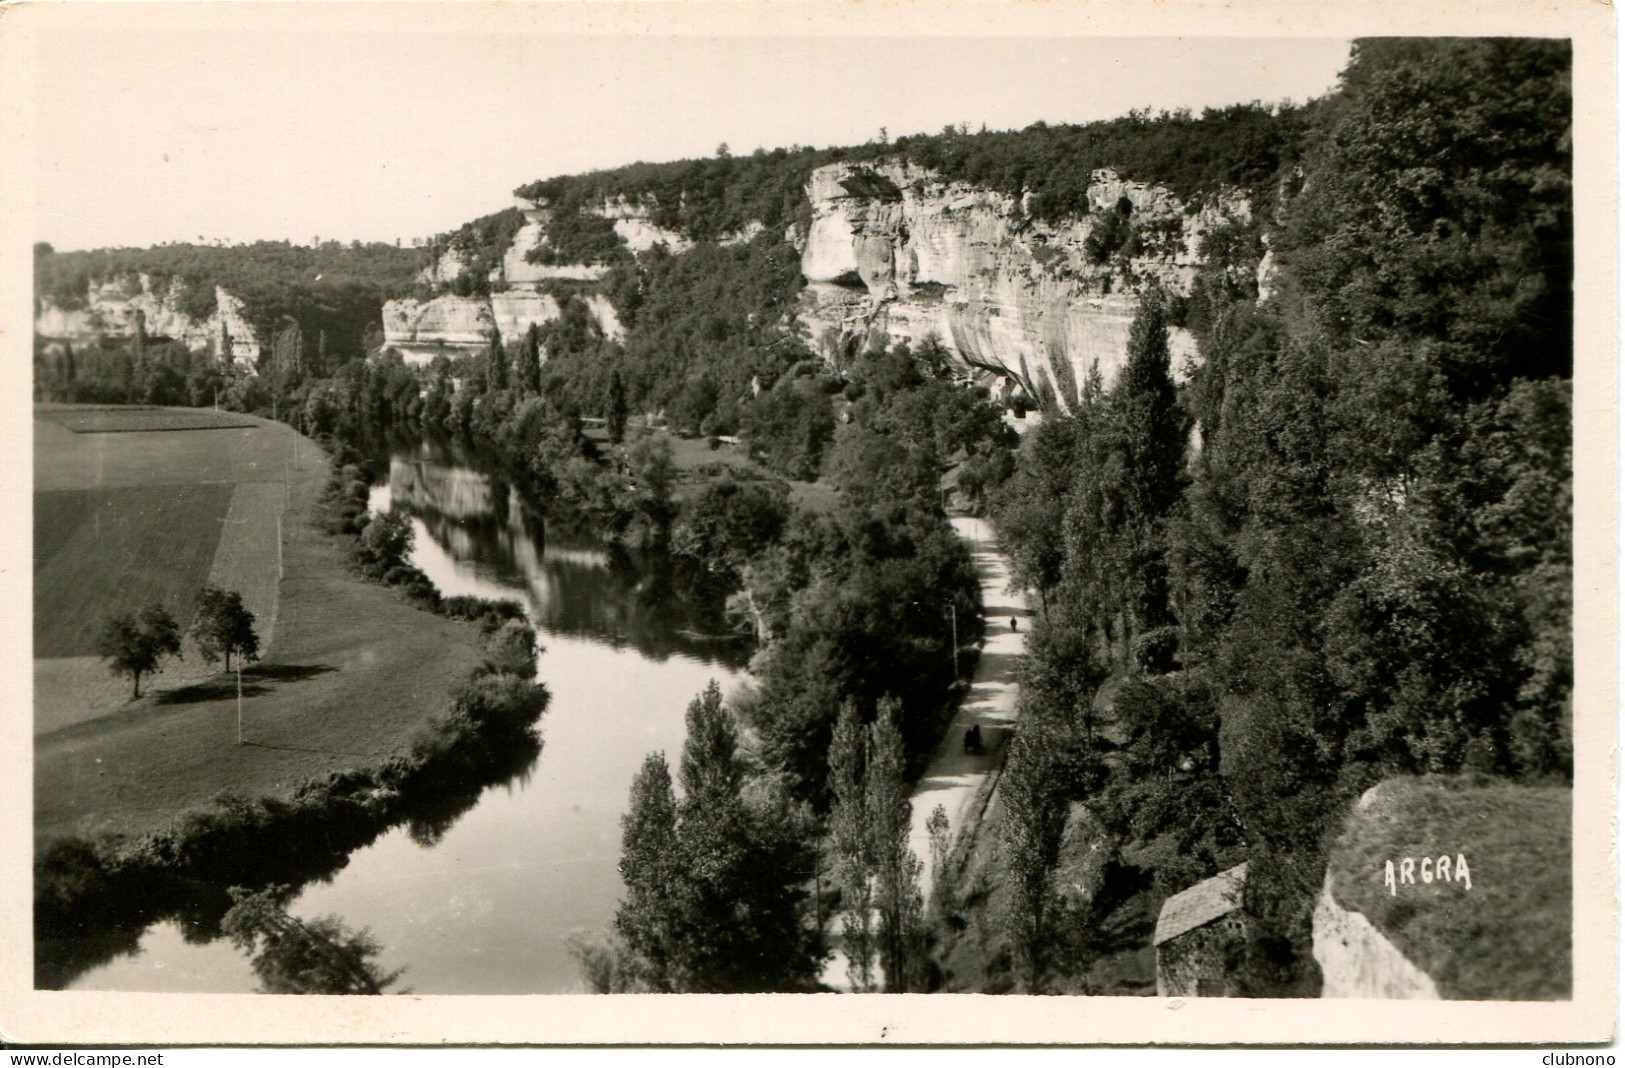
[400,164,1255,396]
[381,288,624,364]
[34,273,261,366]
[796,162,1251,409]
[392,193,776,362]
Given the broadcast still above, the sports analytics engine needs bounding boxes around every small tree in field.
[191,585,261,672]
[97,604,183,699]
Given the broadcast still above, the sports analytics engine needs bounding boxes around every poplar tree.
[517,323,542,395]
[868,697,924,992]
[486,332,508,392]
[607,370,629,445]
[827,699,876,990]
[615,683,823,993]
[614,752,680,991]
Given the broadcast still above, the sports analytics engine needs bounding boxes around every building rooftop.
[1153,862,1249,946]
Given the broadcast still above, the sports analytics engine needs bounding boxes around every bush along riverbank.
[35,454,548,990]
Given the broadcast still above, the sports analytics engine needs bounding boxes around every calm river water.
[66,440,747,993]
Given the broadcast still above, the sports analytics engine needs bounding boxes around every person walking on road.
[1010,616,1018,632]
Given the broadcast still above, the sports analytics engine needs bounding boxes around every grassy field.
[35,415,309,493]
[34,484,234,657]
[35,405,262,434]
[34,405,488,845]
[1327,775,1572,1000]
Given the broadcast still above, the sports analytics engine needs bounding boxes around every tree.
[999,708,1072,992]
[868,697,925,992]
[486,332,508,392]
[59,342,77,403]
[625,431,676,533]
[358,509,414,575]
[741,376,835,481]
[518,323,543,395]
[191,585,260,672]
[671,478,790,585]
[614,683,824,992]
[268,318,305,414]
[827,699,876,990]
[606,370,629,444]
[1115,290,1186,523]
[615,752,681,991]
[679,680,741,799]
[826,696,926,992]
[97,604,183,699]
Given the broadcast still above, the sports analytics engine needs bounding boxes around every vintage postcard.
[0,0,1615,1047]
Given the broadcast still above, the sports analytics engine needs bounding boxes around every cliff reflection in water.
[382,448,750,670]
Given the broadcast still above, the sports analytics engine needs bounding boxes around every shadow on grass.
[244,663,337,683]
[154,663,336,706]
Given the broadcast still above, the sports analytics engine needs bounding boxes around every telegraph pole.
[236,661,244,745]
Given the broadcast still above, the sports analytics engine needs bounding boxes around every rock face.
[382,295,497,364]
[1311,782,1443,999]
[1313,875,1441,999]
[34,274,262,367]
[599,195,694,255]
[1052,802,1112,906]
[384,289,626,366]
[399,197,638,359]
[488,290,562,345]
[797,162,1249,409]
[504,198,611,285]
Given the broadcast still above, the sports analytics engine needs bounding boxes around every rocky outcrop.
[488,290,562,345]
[34,274,261,367]
[1313,876,1441,999]
[1312,776,1571,1001]
[384,289,625,364]
[581,294,625,341]
[1052,802,1112,906]
[599,195,693,255]
[502,199,610,285]
[488,290,625,345]
[382,295,496,363]
[797,162,1248,409]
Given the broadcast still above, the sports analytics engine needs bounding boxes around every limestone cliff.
[407,161,1253,392]
[382,294,496,363]
[34,274,261,367]
[384,289,625,365]
[797,162,1250,409]
[503,198,611,284]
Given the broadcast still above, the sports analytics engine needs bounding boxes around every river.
[64,439,748,994]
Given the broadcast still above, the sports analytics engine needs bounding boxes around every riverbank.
[35,651,549,989]
[34,417,491,847]
[46,435,744,994]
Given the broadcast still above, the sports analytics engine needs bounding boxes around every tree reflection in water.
[223,885,405,995]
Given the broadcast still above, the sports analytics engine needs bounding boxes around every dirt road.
[909,514,1028,901]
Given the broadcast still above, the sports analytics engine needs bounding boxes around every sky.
[20,5,1354,251]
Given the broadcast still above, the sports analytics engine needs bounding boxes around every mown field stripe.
[204,481,286,654]
[33,483,233,658]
